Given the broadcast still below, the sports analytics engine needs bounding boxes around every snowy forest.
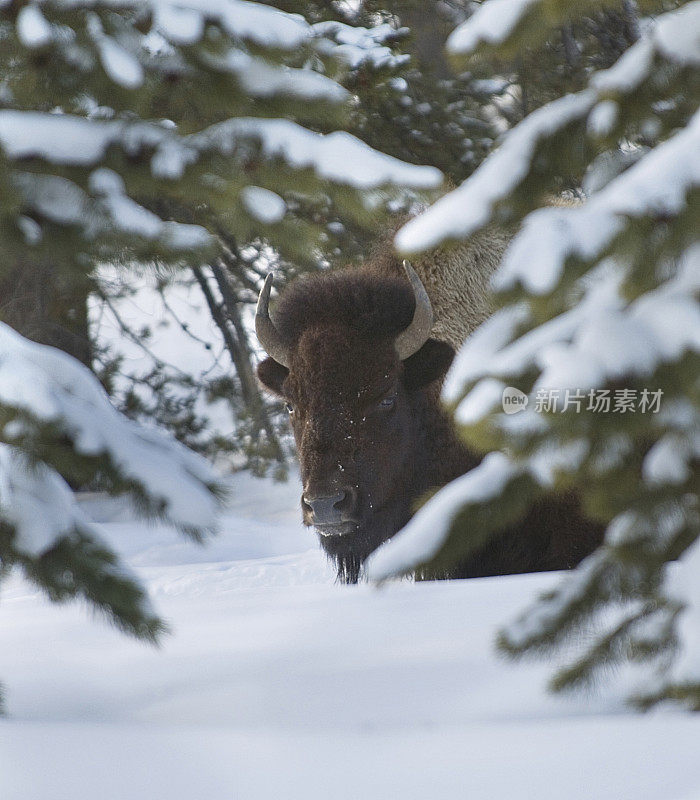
[0,0,698,797]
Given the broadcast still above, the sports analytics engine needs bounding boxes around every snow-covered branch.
[21,0,311,56]
[0,110,441,192]
[395,90,595,253]
[447,0,540,56]
[0,322,224,536]
[193,118,442,190]
[313,21,410,70]
[366,453,522,581]
[396,1,700,255]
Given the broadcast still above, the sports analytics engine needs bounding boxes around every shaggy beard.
[317,503,410,584]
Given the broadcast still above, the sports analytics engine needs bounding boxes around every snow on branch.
[149,0,310,49]
[193,118,443,190]
[589,2,700,95]
[447,0,700,63]
[365,453,520,581]
[313,21,410,70]
[497,496,700,692]
[0,322,224,536]
[496,108,700,295]
[652,539,700,703]
[14,169,212,251]
[0,111,442,191]
[16,4,53,48]
[394,90,595,253]
[0,444,96,559]
[0,444,163,639]
[0,111,144,166]
[447,0,539,56]
[0,445,124,576]
[15,1,407,98]
[193,49,350,103]
[396,2,700,255]
[15,1,316,96]
[445,242,699,426]
[50,0,311,50]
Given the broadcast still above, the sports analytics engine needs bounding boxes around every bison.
[256,225,604,583]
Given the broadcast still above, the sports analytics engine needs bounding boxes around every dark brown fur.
[257,269,604,583]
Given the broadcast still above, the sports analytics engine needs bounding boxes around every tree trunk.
[192,264,286,466]
[0,260,92,366]
[390,0,454,79]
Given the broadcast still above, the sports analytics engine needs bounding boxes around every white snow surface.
[2,469,700,799]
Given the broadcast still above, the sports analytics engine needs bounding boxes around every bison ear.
[257,357,289,396]
[402,339,455,391]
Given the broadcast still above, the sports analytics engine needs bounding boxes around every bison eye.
[378,395,396,411]
[285,402,294,414]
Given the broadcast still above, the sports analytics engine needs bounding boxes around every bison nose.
[302,489,357,527]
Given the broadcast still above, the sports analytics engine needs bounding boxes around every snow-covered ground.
[1,471,699,799]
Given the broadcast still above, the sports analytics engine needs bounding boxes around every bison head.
[256,264,455,582]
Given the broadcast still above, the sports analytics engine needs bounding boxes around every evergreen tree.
[0,320,227,711]
[0,0,442,471]
[346,0,499,186]
[324,0,504,187]
[367,0,700,709]
[0,0,442,709]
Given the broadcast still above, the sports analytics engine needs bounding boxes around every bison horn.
[255,273,291,368]
[395,261,433,360]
